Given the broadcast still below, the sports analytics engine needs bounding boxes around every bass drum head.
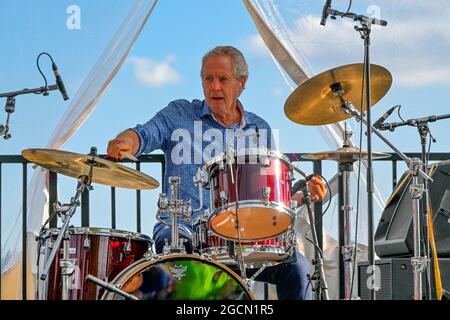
[102,254,253,300]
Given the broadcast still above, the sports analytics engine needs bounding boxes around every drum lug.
[219,160,226,172]
[83,237,91,250]
[123,240,132,254]
[290,200,298,210]
[289,170,295,181]
[261,157,271,168]
[262,187,271,202]
[220,191,229,204]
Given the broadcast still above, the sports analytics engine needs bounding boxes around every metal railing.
[1,152,449,299]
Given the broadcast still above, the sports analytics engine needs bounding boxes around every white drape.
[1,0,158,299]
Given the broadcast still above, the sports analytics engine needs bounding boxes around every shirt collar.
[200,99,250,128]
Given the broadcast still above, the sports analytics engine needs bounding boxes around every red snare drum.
[193,219,295,266]
[40,227,152,300]
[205,150,296,241]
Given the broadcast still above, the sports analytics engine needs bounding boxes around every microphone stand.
[325,6,387,300]
[379,113,450,300]
[338,100,433,300]
[0,85,60,140]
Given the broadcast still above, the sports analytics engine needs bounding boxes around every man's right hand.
[107,129,140,160]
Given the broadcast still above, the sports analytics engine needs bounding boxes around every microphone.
[365,16,388,27]
[320,0,332,26]
[291,174,315,196]
[52,62,69,101]
[373,105,399,129]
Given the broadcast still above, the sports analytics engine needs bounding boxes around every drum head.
[102,254,253,300]
[209,203,293,241]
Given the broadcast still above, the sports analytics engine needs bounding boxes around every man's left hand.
[308,176,326,202]
[292,176,327,205]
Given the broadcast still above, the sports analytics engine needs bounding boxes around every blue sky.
[1,1,450,244]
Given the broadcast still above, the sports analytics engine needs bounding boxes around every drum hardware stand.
[245,263,270,289]
[378,112,450,300]
[337,97,433,300]
[324,4,388,300]
[85,274,138,300]
[337,127,356,300]
[303,185,329,300]
[156,176,192,255]
[39,148,96,300]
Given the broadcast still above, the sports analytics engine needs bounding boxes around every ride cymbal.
[284,63,392,125]
[22,148,159,190]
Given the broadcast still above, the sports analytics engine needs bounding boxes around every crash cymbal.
[301,146,390,163]
[284,63,392,125]
[22,148,159,190]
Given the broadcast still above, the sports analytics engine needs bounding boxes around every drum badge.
[170,265,188,280]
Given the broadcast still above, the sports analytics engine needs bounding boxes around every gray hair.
[200,46,249,81]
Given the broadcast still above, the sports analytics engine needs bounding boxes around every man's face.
[202,55,246,114]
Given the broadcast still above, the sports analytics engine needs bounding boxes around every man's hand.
[308,176,326,202]
[292,176,327,205]
[107,130,140,160]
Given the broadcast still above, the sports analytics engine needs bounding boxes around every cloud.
[267,1,450,88]
[241,34,270,57]
[127,55,181,87]
[272,86,283,96]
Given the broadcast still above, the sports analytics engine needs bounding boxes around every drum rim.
[208,200,295,241]
[203,148,293,171]
[101,253,254,300]
[41,226,152,242]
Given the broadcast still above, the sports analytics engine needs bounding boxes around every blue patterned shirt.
[132,99,273,236]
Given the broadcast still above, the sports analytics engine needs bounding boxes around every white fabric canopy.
[1,0,158,299]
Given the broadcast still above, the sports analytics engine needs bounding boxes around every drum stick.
[86,274,138,300]
[119,151,138,162]
[292,164,308,178]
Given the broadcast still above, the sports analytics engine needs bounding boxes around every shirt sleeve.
[131,106,172,156]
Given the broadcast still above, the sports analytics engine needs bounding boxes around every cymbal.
[22,148,159,190]
[301,147,390,163]
[284,63,392,125]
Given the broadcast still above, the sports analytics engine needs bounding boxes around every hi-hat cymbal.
[22,148,159,190]
[301,146,390,163]
[284,63,392,125]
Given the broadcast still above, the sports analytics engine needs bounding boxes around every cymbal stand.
[40,173,93,299]
[303,185,329,300]
[339,99,433,300]
[157,176,192,255]
[39,148,97,300]
[338,127,356,300]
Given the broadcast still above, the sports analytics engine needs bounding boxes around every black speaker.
[374,160,450,258]
[358,258,450,300]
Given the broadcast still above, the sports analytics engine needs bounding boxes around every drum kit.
[20,60,400,301]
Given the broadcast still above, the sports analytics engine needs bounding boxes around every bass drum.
[102,254,254,300]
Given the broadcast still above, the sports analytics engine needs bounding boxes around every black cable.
[397,105,406,122]
[36,52,55,94]
[303,174,333,232]
[345,0,352,14]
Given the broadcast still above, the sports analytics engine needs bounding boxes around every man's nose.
[211,78,221,91]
